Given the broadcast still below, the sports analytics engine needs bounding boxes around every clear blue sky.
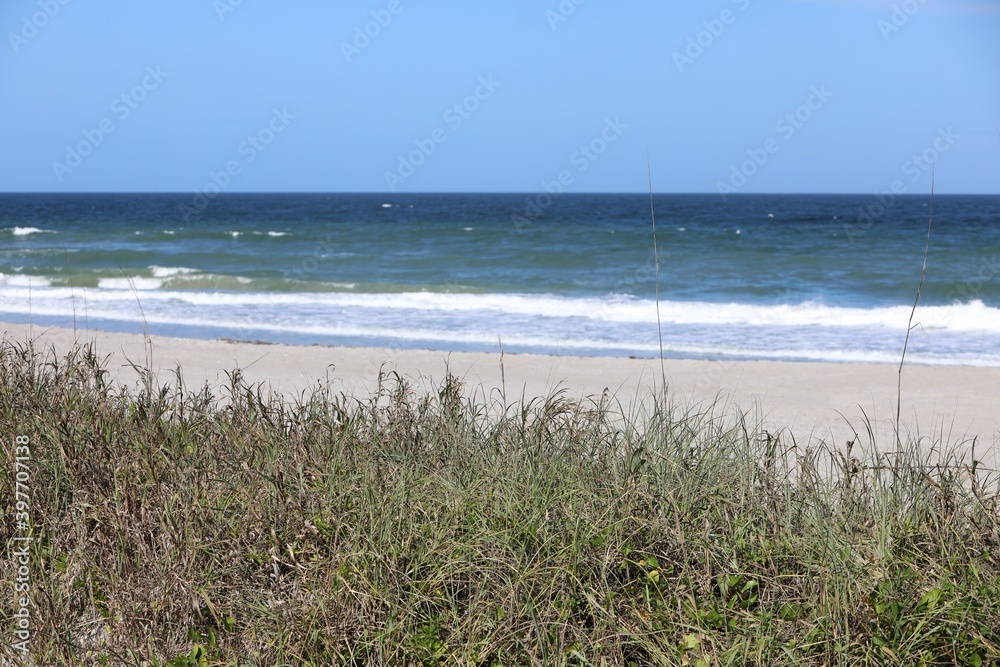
[3,0,998,194]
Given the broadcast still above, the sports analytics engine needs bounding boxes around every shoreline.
[3,320,998,463]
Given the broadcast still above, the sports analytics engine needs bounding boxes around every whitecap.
[0,273,52,287]
[149,266,199,278]
[11,227,54,236]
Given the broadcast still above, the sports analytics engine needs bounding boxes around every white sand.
[4,321,998,466]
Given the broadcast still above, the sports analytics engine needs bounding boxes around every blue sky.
[2,0,998,194]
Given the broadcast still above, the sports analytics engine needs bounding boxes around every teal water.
[2,193,999,364]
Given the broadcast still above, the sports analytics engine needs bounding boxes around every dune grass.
[1,338,998,666]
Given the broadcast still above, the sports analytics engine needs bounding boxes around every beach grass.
[1,339,999,666]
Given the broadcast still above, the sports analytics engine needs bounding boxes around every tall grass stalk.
[896,173,935,462]
[646,154,666,390]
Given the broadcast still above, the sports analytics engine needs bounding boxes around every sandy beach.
[3,320,997,466]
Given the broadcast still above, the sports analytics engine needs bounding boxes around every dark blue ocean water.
[2,193,999,365]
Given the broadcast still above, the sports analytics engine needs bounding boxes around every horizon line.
[2,191,999,197]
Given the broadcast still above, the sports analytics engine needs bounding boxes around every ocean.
[2,193,999,366]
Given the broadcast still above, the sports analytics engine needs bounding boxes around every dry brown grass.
[1,339,998,666]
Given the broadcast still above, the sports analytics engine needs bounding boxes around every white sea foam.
[267,231,288,237]
[0,273,52,287]
[11,300,998,367]
[149,266,199,278]
[11,227,55,236]
[3,284,1000,366]
[96,277,163,290]
[7,285,1000,334]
